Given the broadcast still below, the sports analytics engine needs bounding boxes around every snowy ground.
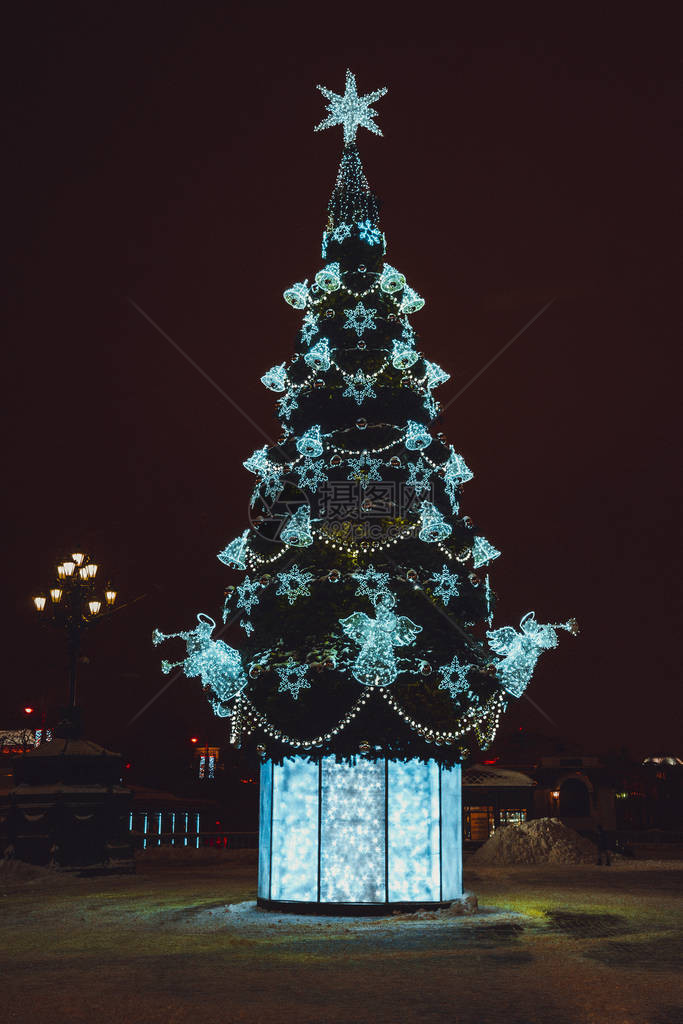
[1,851,682,1024]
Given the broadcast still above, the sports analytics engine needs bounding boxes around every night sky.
[5,6,681,767]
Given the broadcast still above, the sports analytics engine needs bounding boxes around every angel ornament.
[340,592,422,688]
[487,611,578,698]
[153,613,248,709]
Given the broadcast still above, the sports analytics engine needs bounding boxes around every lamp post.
[32,551,117,732]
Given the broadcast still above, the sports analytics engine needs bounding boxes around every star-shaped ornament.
[276,659,311,700]
[343,301,378,337]
[438,656,472,701]
[343,371,377,406]
[314,69,387,145]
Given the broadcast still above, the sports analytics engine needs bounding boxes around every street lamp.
[32,551,118,724]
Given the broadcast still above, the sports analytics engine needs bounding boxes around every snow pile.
[472,817,597,865]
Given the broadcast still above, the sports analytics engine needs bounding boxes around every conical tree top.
[325,144,379,231]
[314,69,387,231]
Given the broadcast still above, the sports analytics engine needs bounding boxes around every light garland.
[379,688,505,745]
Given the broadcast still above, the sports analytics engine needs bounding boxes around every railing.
[130,828,258,851]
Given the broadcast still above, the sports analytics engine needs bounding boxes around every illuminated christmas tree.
[155,71,577,911]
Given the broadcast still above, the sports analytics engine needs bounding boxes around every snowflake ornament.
[331,222,352,243]
[431,564,460,606]
[277,389,299,421]
[314,69,387,145]
[347,452,383,487]
[438,656,472,701]
[343,302,378,338]
[352,564,391,603]
[423,392,439,419]
[358,219,383,246]
[343,370,377,405]
[236,575,261,615]
[300,313,319,348]
[241,620,254,636]
[296,457,328,490]
[276,658,311,700]
[406,458,432,497]
[261,472,284,503]
[276,566,314,605]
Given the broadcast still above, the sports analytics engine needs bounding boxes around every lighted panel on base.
[258,755,461,913]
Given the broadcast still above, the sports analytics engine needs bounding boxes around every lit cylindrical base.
[258,756,461,911]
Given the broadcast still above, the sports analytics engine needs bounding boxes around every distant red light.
[23,706,34,715]
[482,759,498,765]
[190,736,198,744]
[124,762,131,770]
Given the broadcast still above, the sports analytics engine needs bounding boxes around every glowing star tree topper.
[314,69,387,145]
